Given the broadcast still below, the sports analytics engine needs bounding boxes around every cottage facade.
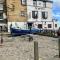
[6,0,58,32]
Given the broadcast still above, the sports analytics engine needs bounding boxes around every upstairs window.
[42,12,48,19]
[21,0,26,5]
[32,11,38,19]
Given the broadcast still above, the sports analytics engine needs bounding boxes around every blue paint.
[10,28,40,36]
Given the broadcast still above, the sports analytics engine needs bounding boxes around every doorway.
[27,22,33,29]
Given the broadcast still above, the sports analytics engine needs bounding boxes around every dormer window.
[21,0,26,5]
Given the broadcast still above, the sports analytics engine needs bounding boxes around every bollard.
[34,41,39,60]
[58,37,60,58]
[1,36,3,44]
[0,26,3,44]
[0,26,3,46]
[57,27,60,58]
[29,36,33,42]
[54,31,55,37]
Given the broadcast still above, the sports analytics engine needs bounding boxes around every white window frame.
[42,11,48,19]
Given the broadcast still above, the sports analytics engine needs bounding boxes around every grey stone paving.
[0,35,59,60]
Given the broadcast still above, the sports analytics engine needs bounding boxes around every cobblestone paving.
[0,35,59,60]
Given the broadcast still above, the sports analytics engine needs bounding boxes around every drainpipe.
[3,0,8,31]
[52,19,54,31]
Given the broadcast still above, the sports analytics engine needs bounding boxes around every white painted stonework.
[27,0,58,30]
[8,0,58,32]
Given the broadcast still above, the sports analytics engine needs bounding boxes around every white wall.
[8,21,58,32]
[33,21,58,30]
[26,0,58,30]
[27,0,53,22]
[8,22,27,32]
[27,0,33,6]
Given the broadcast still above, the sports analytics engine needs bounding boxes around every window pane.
[33,1,37,6]
[32,11,38,19]
[0,14,3,19]
[43,2,46,8]
[42,12,48,19]
[33,0,36,1]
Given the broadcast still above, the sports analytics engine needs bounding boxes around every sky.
[52,0,60,27]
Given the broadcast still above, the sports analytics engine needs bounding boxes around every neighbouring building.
[0,0,7,30]
[6,0,27,32]
[6,0,58,32]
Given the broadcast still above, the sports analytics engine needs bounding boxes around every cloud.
[52,12,60,21]
[52,0,60,2]
[53,12,60,17]
[52,0,60,27]
[52,0,60,19]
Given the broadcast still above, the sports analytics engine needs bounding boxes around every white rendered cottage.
[27,0,58,30]
[8,0,58,32]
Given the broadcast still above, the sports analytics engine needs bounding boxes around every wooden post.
[34,41,39,60]
[29,36,33,42]
[50,30,52,37]
[57,27,60,58]
[58,37,60,58]
[54,31,55,37]
[0,26,3,44]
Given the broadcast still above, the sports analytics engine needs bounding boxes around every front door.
[27,23,33,29]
